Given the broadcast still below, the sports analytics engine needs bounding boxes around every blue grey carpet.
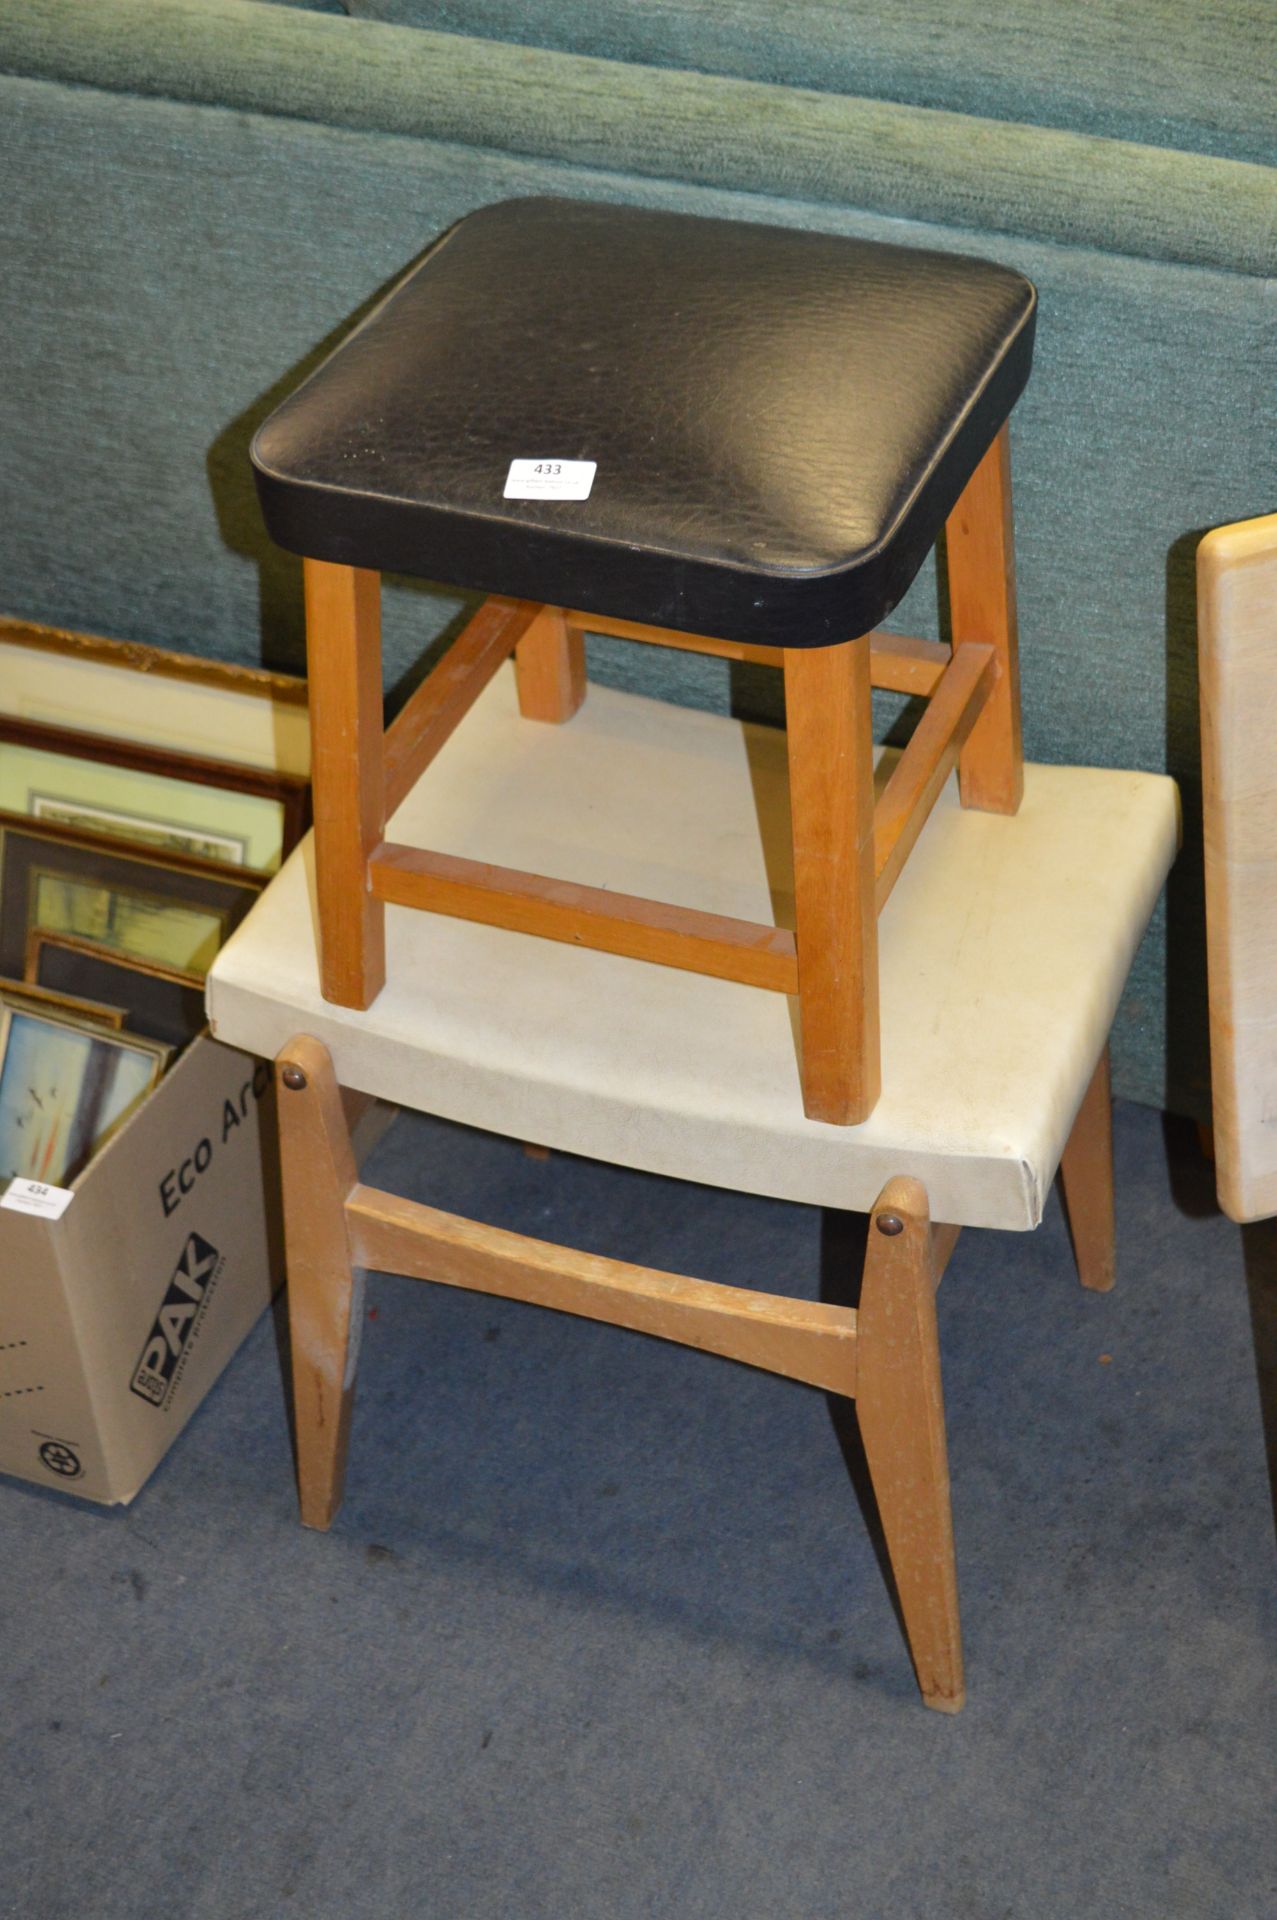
[3,1100,1274,1919]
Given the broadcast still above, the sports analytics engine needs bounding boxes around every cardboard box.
[0,1032,284,1505]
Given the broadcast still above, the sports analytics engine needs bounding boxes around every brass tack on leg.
[875,1212,904,1237]
[281,1064,308,1092]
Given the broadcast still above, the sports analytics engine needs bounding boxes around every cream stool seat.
[206,665,1177,1711]
[210,667,1177,1228]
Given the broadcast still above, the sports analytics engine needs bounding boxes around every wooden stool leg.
[277,1033,362,1530]
[946,423,1023,815]
[857,1177,964,1712]
[1058,1045,1116,1293]
[784,635,880,1124]
[515,605,587,722]
[304,558,386,1007]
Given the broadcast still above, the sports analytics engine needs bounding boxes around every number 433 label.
[504,458,596,501]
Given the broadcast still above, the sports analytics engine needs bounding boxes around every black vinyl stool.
[252,197,1036,1124]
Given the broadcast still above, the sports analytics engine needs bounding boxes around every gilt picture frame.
[0,975,129,1031]
[0,614,310,780]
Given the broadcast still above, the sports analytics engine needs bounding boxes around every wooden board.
[1199,511,1277,1221]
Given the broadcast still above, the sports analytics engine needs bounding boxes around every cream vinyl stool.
[207,671,1177,1712]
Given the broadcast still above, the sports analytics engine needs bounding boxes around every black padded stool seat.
[252,198,1036,648]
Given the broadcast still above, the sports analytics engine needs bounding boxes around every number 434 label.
[2,1177,75,1219]
[504,458,596,501]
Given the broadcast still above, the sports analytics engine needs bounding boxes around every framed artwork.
[0,1003,170,1185]
[27,935,207,1052]
[0,714,308,873]
[0,821,262,982]
[0,614,310,781]
[0,975,128,1031]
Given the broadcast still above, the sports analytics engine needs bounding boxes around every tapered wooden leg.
[304,558,386,1007]
[946,424,1023,815]
[857,1177,964,1712]
[1059,1045,1116,1293]
[784,635,880,1124]
[515,605,587,722]
[277,1033,362,1530]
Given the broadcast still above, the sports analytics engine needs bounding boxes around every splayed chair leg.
[856,1177,965,1712]
[277,1034,362,1529]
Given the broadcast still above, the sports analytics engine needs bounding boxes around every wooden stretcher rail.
[367,843,801,991]
[345,1184,859,1395]
[565,608,783,669]
[383,596,541,815]
[368,606,991,1007]
[370,629,994,995]
[869,632,951,696]
[565,607,949,695]
[874,641,996,912]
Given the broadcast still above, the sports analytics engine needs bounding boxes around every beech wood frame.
[303,427,1022,1124]
[277,1033,1116,1714]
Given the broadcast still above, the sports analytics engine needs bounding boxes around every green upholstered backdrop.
[342,0,1277,165]
[1,0,1273,1117]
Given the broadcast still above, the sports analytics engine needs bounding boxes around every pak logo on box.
[130,1231,226,1410]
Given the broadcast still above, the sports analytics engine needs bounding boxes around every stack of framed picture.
[0,617,309,1187]
[0,615,337,1504]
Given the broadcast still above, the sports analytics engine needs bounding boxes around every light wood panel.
[1199,511,1277,1222]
